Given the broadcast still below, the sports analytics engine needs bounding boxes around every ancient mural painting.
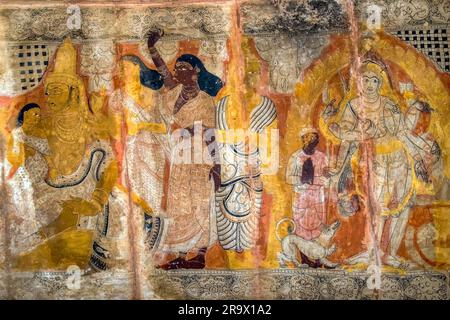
[0,0,449,300]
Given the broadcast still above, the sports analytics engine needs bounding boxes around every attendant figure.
[286,128,330,240]
[324,55,436,268]
[109,55,167,217]
[147,30,223,269]
[6,103,48,254]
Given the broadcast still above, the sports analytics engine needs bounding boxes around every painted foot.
[159,257,187,270]
[83,265,100,276]
[384,255,417,270]
[183,252,206,269]
[345,251,370,265]
[321,259,339,269]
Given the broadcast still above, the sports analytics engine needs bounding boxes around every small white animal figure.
[277,219,340,268]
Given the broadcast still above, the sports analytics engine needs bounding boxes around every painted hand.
[147,29,163,48]
[414,159,431,183]
[362,119,376,137]
[328,122,341,137]
[60,196,100,217]
[323,166,339,178]
[387,198,400,211]
[322,99,338,119]
[413,100,434,113]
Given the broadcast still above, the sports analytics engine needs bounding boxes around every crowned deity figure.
[44,38,91,180]
[323,55,439,269]
[6,38,126,271]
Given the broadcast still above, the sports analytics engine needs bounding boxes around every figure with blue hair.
[147,30,223,269]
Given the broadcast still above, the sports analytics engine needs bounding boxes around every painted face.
[121,60,140,84]
[361,71,381,97]
[23,107,40,127]
[45,82,71,111]
[174,61,197,85]
[301,132,319,152]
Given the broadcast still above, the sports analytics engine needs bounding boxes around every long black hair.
[176,54,223,97]
[121,55,164,90]
[17,103,40,127]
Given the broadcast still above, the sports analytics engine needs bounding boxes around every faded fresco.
[0,0,449,300]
